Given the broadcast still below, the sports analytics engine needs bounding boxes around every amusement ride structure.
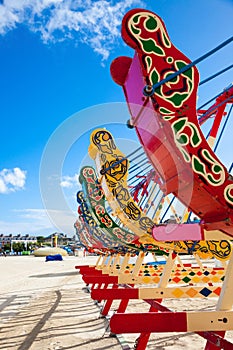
[74,8,233,350]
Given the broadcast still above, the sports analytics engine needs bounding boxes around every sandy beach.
[0,255,121,350]
[0,255,232,350]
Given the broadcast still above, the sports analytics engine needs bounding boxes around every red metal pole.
[207,101,226,148]
[203,331,226,350]
[134,300,162,350]
[101,284,119,317]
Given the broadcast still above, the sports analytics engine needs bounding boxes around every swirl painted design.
[90,128,231,260]
[110,8,233,236]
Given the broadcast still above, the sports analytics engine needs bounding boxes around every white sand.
[0,255,232,350]
[0,255,121,350]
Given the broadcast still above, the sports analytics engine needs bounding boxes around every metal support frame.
[76,252,233,350]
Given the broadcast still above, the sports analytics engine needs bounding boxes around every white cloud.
[0,0,143,60]
[0,167,27,194]
[60,174,79,188]
[0,208,76,236]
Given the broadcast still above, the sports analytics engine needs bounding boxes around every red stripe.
[110,312,187,333]
[82,275,118,284]
[91,288,139,300]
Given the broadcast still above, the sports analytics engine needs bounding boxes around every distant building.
[0,233,37,247]
[43,232,75,246]
[0,232,76,249]
[0,234,37,253]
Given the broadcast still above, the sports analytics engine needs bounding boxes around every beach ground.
[0,255,232,349]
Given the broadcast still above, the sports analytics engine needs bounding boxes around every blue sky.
[0,0,232,237]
